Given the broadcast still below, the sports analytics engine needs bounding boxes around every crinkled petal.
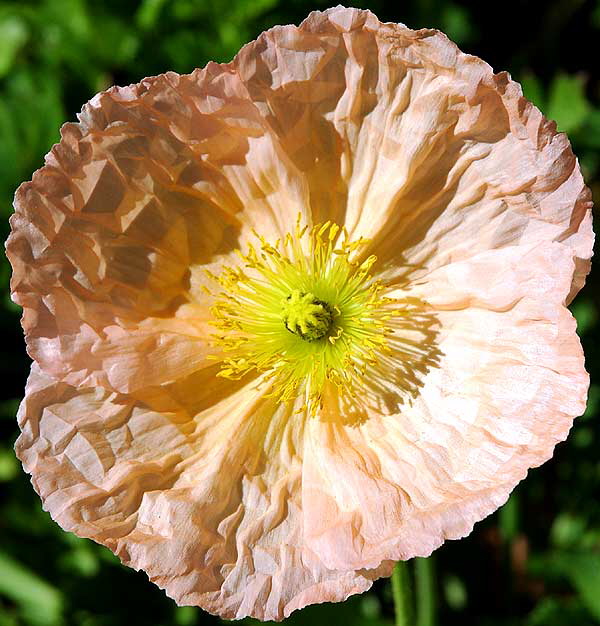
[304,242,587,570]
[234,7,592,297]
[8,67,310,392]
[16,364,392,621]
[8,5,594,621]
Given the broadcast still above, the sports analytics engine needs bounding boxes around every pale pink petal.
[305,242,587,570]
[8,68,310,392]
[16,364,392,620]
[234,7,592,296]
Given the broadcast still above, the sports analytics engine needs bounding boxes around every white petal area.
[8,67,310,392]
[234,7,592,296]
[16,364,391,621]
[303,242,587,570]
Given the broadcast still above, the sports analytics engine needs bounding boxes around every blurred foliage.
[0,0,598,625]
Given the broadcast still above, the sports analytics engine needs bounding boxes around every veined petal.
[16,364,391,620]
[303,242,587,570]
[8,67,310,392]
[234,7,592,297]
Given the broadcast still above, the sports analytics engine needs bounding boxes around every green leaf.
[582,384,599,420]
[0,608,19,626]
[564,553,600,620]
[528,598,559,626]
[0,15,29,78]
[174,606,198,626]
[531,551,600,621]
[58,544,100,578]
[570,298,597,336]
[440,3,473,45]
[443,575,467,611]
[360,594,382,620]
[41,0,90,41]
[89,15,139,67]
[0,449,18,482]
[520,72,545,110]
[136,0,169,30]
[228,0,280,22]
[550,513,587,549]
[498,491,519,541]
[546,73,590,133]
[0,551,64,626]
[578,108,600,149]
[0,67,64,215]
[592,0,600,29]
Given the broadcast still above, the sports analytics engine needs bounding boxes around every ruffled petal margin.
[7,60,312,392]
[16,364,393,620]
[304,241,587,570]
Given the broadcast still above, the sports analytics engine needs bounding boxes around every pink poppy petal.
[304,241,587,570]
[16,364,393,620]
[8,68,310,392]
[234,7,592,297]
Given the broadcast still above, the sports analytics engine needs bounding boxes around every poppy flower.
[7,6,593,621]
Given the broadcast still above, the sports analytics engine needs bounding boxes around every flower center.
[282,290,334,341]
[207,218,398,414]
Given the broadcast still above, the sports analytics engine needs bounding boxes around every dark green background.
[0,0,598,624]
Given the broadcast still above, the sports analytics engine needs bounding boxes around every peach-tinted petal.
[8,68,310,392]
[8,5,593,622]
[16,363,393,620]
[304,242,587,570]
[234,7,592,296]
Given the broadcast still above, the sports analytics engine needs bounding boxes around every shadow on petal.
[321,297,443,427]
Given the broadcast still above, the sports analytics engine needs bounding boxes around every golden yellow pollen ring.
[206,218,399,414]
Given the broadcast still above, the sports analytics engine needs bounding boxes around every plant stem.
[415,557,436,626]
[391,561,412,626]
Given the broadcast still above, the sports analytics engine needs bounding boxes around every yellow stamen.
[207,219,399,414]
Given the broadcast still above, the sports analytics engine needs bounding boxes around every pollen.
[207,218,398,414]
